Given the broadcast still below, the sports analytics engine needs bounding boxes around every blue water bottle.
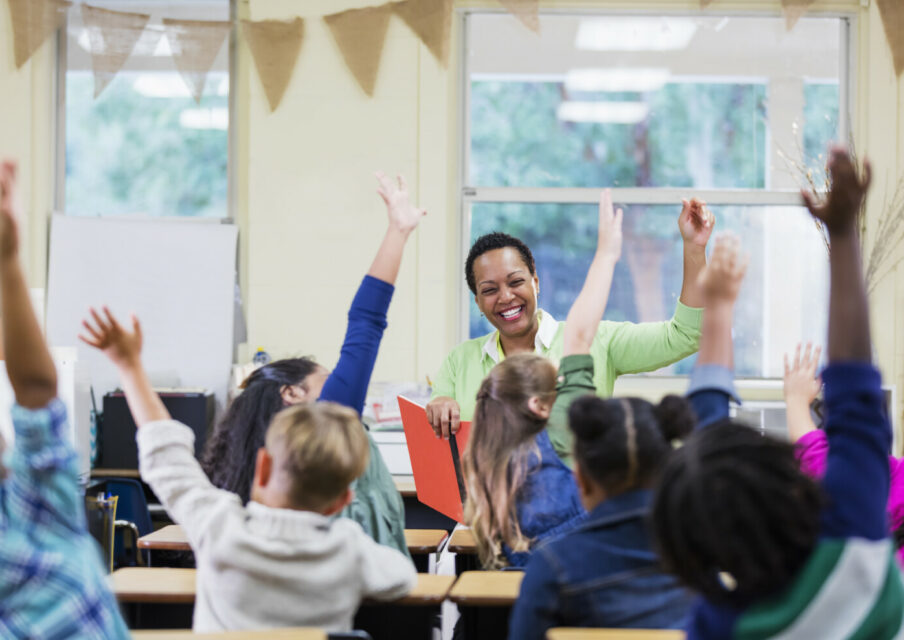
[252,347,271,366]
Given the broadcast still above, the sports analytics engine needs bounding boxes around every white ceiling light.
[565,68,670,93]
[557,101,649,124]
[576,18,698,52]
[133,73,192,98]
[180,107,228,130]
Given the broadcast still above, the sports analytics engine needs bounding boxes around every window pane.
[468,14,842,189]
[64,2,229,217]
[469,202,828,377]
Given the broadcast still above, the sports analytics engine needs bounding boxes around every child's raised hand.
[376,171,426,236]
[802,145,871,235]
[0,160,21,262]
[697,233,748,306]
[783,342,822,406]
[79,307,143,370]
[678,197,715,249]
[597,189,623,261]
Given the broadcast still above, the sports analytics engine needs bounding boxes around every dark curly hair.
[465,232,536,294]
[651,420,822,606]
[201,357,320,503]
[569,394,695,496]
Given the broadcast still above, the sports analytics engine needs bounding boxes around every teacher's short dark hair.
[466,232,536,295]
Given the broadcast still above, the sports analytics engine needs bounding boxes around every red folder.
[398,396,472,523]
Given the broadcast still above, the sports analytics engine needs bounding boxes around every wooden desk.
[449,570,523,606]
[394,476,417,498]
[388,574,456,606]
[91,468,141,478]
[133,630,326,639]
[356,573,455,639]
[138,525,447,558]
[404,529,447,554]
[547,630,685,640]
[138,525,190,552]
[448,528,476,554]
[112,567,196,604]
[112,568,450,607]
[448,527,480,575]
[451,570,523,640]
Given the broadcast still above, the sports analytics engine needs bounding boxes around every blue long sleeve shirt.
[317,275,410,557]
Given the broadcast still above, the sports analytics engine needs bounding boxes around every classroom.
[1,0,904,639]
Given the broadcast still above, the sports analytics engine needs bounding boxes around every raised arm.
[79,307,170,427]
[1,159,80,526]
[0,161,56,409]
[369,172,426,285]
[784,342,822,442]
[677,197,715,310]
[562,189,622,356]
[318,172,425,413]
[802,146,888,540]
[687,234,748,428]
[802,148,872,364]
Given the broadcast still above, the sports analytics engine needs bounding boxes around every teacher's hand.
[426,396,460,440]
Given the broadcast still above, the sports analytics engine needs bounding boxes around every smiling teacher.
[426,194,715,447]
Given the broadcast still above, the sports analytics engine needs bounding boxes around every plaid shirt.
[0,399,128,639]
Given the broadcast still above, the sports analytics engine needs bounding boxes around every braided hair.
[651,420,822,606]
[568,394,695,496]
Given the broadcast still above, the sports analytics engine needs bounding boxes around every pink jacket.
[797,429,904,565]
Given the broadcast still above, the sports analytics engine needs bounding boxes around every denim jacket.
[504,430,586,567]
[508,489,693,640]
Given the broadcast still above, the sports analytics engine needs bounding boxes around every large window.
[61,1,230,218]
[463,13,847,377]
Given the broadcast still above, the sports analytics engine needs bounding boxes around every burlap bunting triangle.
[499,0,539,33]
[81,5,152,98]
[392,0,454,68]
[163,18,231,104]
[241,17,305,112]
[6,0,71,69]
[877,0,904,77]
[781,0,816,31]
[700,0,715,7]
[324,5,392,97]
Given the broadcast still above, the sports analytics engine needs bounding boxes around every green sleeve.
[547,354,596,469]
[605,301,702,376]
[430,349,458,401]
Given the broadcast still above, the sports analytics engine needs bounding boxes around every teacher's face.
[472,247,540,339]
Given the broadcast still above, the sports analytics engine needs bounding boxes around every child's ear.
[322,488,354,516]
[280,384,308,406]
[252,447,272,490]
[527,395,552,419]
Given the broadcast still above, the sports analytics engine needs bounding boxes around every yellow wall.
[2,0,904,429]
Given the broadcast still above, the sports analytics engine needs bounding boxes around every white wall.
[236,0,459,386]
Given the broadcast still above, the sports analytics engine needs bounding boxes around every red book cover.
[398,396,472,523]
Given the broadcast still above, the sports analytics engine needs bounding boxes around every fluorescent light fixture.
[557,101,649,124]
[565,68,670,93]
[133,74,192,98]
[180,107,228,130]
[576,18,698,52]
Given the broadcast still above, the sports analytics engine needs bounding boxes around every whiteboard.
[46,215,238,414]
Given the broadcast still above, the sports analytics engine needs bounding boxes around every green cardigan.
[431,302,703,426]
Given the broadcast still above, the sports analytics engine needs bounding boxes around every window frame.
[457,7,856,381]
[52,0,237,222]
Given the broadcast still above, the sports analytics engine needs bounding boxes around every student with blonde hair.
[80,176,423,631]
